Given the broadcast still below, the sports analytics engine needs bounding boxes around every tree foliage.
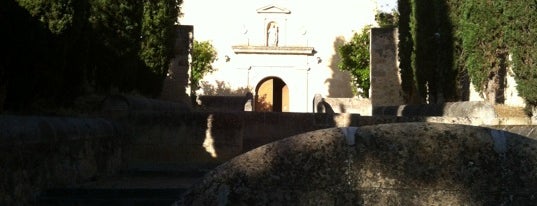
[504,1,537,106]
[399,0,537,108]
[337,26,371,97]
[1,0,181,112]
[458,0,508,103]
[399,0,457,104]
[191,40,218,93]
[397,0,416,102]
[375,10,399,28]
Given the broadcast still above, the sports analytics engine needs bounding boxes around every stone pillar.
[160,25,193,106]
[369,28,404,107]
[313,94,323,113]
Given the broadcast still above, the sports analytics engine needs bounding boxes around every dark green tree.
[397,0,417,103]
[399,0,458,104]
[139,0,181,95]
[503,1,537,108]
[1,0,180,113]
[458,0,508,104]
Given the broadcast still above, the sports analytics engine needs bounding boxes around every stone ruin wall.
[369,28,405,107]
[2,95,536,204]
[160,25,193,106]
[0,116,126,205]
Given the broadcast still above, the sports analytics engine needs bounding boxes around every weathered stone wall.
[197,94,253,112]
[174,123,537,205]
[370,28,404,107]
[0,116,126,205]
[373,101,497,118]
[117,112,244,171]
[114,110,536,173]
[1,107,534,204]
[160,25,193,105]
[101,94,191,116]
[313,94,372,115]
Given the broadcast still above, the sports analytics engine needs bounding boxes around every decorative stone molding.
[232,45,315,55]
[256,5,291,14]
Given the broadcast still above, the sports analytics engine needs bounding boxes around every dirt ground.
[494,104,528,118]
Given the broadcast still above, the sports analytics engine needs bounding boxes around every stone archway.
[255,77,289,112]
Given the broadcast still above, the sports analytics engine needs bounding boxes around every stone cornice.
[256,5,291,14]
[232,46,315,55]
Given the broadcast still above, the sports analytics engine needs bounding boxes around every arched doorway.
[255,77,289,112]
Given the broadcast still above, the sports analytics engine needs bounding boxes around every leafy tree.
[337,26,371,97]
[139,0,181,95]
[191,40,218,95]
[398,0,537,110]
[458,0,508,103]
[1,0,180,113]
[375,9,399,28]
[16,0,75,34]
[503,1,537,108]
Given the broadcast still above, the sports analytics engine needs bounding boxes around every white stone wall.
[180,0,378,112]
[469,66,526,108]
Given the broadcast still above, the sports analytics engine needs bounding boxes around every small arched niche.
[266,21,279,47]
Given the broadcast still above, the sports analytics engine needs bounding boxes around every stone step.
[38,169,208,206]
[39,188,186,206]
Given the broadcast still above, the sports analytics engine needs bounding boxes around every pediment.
[256,5,291,14]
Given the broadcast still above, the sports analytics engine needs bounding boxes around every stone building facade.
[179,0,379,112]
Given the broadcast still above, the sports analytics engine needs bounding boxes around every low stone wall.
[313,94,372,115]
[175,123,537,205]
[0,115,126,205]
[373,101,497,118]
[197,94,252,112]
[118,112,244,171]
[116,112,428,171]
[1,107,535,204]
[101,94,191,116]
[116,110,536,172]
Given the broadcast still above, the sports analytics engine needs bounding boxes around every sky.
[376,0,397,12]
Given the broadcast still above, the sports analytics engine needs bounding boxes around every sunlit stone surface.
[174,123,537,205]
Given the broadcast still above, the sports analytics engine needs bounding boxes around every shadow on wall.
[198,80,281,112]
[100,95,244,170]
[198,81,252,112]
[200,80,250,96]
[120,112,244,170]
[325,36,354,98]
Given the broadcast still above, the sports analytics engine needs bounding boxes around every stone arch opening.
[255,77,288,112]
